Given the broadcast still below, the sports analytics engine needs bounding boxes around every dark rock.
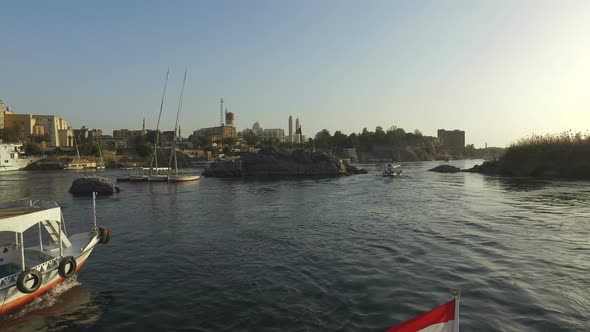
[428,165,461,173]
[24,160,65,171]
[201,159,242,177]
[202,149,367,178]
[462,160,500,175]
[69,176,119,196]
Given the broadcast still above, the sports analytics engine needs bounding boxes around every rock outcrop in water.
[24,159,65,171]
[202,148,367,178]
[428,165,461,173]
[462,160,501,175]
[69,176,121,196]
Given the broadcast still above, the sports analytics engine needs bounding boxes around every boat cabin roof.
[0,200,61,233]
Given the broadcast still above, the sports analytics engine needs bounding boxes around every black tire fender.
[58,256,77,278]
[98,227,111,244]
[16,269,43,294]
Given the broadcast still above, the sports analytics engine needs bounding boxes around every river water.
[0,160,588,331]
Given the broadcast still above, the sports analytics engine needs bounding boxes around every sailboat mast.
[150,68,170,175]
[169,69,187,176]
[74,136,81,161]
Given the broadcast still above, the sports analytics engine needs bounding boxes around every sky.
[1,0,589,147]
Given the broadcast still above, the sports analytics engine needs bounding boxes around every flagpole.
[451,289,460,332]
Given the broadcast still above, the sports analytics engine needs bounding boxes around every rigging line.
[150,68,170,173]
[169,69,187,175]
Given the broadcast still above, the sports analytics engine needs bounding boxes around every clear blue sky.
[1,0,589,147]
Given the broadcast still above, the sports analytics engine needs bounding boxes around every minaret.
[220,98,224,126]
[295,118,300,143]
[288,115,293,143]
[142,116,146,135]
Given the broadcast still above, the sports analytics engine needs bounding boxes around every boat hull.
[168,175,200,182]
[0,248,94,316]
[148,176,169,182]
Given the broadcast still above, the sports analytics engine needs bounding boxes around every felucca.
[167,70,199,183]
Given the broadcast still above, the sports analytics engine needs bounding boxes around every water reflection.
[483,176,550,192]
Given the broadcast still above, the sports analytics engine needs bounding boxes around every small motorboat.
[0,196,111,316]
[383,163,402,177]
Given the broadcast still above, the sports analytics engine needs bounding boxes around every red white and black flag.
[386,292,460,332]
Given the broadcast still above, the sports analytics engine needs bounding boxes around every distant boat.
[117,70,169,183]
[166,70,200,183]
[383,163,402,177]
[64,137,97,170]
[0,142,42,172]
[96,143,105,170]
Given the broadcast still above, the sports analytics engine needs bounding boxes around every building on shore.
[0,100,13,130]
[74,126,103,141]
[261,128,285,143]
[192,126,237,143]
[97,135,128,149]
[437,129,465,150]
[252,122,263,136]
[288,115,293,143]
[225,109,234,127]
[113,128,144,138]
[295,118,300,143]
[2,105,74,147]
[242,122,286,143]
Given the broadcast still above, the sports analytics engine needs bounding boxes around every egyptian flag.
[386,298,459,332]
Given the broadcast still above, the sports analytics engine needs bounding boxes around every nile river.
[0,160,588,331]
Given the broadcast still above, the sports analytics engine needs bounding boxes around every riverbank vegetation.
[472,131,590,179]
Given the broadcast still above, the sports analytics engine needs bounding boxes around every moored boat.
[0,197,111,316]
[64,160,97,170]
[164,70,200,183]
[0,142,42,172]
[168,175,200,182]
[64,137,97,170]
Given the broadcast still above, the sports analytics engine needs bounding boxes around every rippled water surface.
[0,160,589,331]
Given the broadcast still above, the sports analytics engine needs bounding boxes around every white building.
[261,128,285,142]
[288,115,294,142]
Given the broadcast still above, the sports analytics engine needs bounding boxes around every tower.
[225,108,235,127]
[220,98,224,126]
[295,118,300,143]
[142,116,146,134]
[288,115,293,143]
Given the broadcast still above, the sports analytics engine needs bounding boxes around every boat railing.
[0,199,33,209]
[0,256,61,289]
[32,200,60,209]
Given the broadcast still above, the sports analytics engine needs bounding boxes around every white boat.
[64,160,97,170]
[165,70,200,183]
[0,196,111,316]
[383,163,402,177]
[64,137,97,170]
[96,143,105,170]
[168,174,200,182]
[0,142,41,172]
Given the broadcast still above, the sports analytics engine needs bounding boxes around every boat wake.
[4,276,81,320]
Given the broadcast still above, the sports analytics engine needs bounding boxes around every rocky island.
[202,147,367,178]
[69,176,121,196]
